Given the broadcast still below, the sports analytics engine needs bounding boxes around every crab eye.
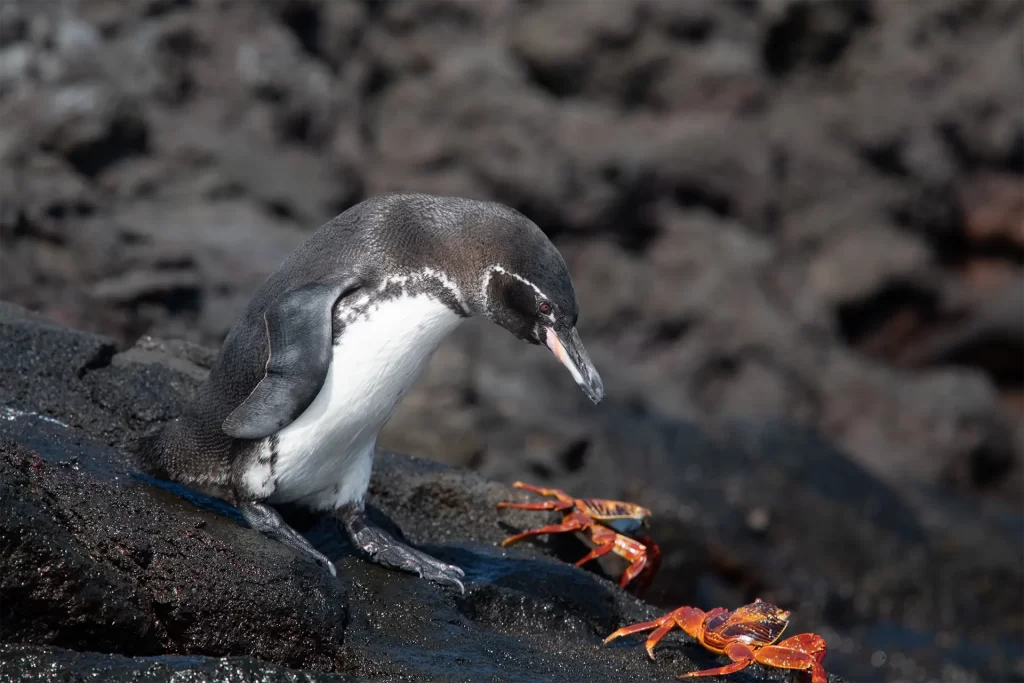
[538,301,552,315]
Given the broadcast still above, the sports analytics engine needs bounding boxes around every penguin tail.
[129,425,173,478]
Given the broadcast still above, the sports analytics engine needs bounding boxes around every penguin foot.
[338,506,465,592]
[240,501,337,577]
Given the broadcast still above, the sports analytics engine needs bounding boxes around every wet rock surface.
[1,304,857,682]
[0,644,358,683]
[1,303,1022,682]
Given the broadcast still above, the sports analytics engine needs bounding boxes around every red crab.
[604,598,828,683]
[496,481,661,595]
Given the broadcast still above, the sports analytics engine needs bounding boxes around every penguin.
[138,193,604,591]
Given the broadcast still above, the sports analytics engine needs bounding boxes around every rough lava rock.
[0,645,357,683]
[1,302,1021,681]
[0,303,855,682]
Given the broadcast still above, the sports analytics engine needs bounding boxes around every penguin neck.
[373,267,473,319]
[333,267,471,367]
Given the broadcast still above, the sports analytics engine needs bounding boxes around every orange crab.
[496,481,661,594]
[604,598,828,683]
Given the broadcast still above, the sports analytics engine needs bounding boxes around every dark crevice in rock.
[279,110,312,145]
[78,343,118,379]
[143,0,194,20]
[925,331,1024,390]
[364,65,393,99]
[937,121,984,172]
[1007,133,1024,175]
[673,182,734,219]
[465,449,485,470]
[763,7,804,77]
[665,15,714,43]
[280,1,322,61]
[495,195,576,247]
[969,433,1017,489]
[527,461,554,479]
[9,212,66,245]
[603,178,663,254]
[262,199,299,222]
[763,1,874,78]
[135,286,203,318]
[893,188,1023,269]
[965,234,1024,266]
[619,60,669,110]
[325,178,366,221]
[45,199,96,221]
[860,141,910,178]
[891,188,968,267]
[59,111,151,179]
[836,280,940,348]
[559,439,590,473]
[615,220,659,254]
[646,318,696,349]
[519,58,587,100]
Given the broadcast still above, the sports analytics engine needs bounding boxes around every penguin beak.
[544,326,605,404]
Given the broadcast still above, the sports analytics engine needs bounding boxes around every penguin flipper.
[222,276,363,440]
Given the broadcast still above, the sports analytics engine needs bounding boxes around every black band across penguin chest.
[331,269,470,345]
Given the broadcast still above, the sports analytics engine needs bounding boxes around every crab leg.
[772,632,827,661]
[606,605,713,659]
[752,634,828,683]
[631,536,661,597]
[499,518,585,547]
[639,619,678,660]
[618,553,649,589]
[572,539,616,567]
[603,612,677,659]
[678,642,755,679]
[577,526,651,589]
[611,534,651,589]
[496,500,574,512]
[509,481,576,502]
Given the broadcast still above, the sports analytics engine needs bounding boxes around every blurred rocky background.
[0,0,1021,681]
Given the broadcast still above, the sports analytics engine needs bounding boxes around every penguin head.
[474,225,605,405]
[382,193,605,404]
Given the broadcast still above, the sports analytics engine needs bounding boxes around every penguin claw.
[238,501,340,579]
[418,562,466,594]
[386,546,467,593]
[339,507,466,591]
[303,548,338,578]
[348,524,466,591]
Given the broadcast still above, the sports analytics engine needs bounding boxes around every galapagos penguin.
[139,193,604,590]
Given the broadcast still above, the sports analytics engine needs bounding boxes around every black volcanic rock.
[1,282,1022,682]
[1,440,349,668]
[0,304,853,682]
[0,644,358,683]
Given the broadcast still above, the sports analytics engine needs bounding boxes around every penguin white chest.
[263,293,464,510]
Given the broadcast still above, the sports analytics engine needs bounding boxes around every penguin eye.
[538,302,552,315]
